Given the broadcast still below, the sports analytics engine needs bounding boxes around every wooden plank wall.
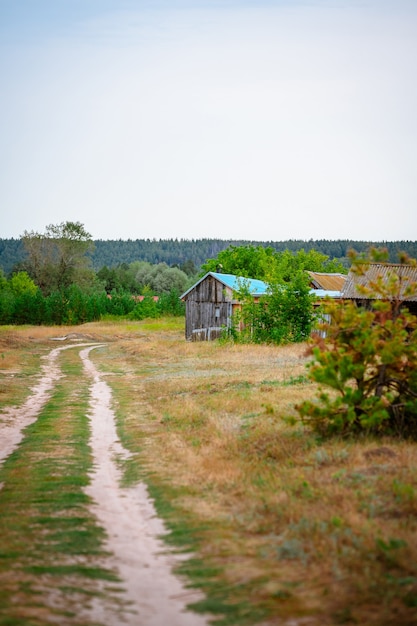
[184,275,233,340]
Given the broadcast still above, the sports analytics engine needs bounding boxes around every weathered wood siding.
[184,275,234,341]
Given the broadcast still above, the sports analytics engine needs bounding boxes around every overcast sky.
[1,0,416,242]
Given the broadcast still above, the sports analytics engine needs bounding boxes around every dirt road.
[0,342,210,625]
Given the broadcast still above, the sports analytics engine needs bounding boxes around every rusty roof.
[341,263,417,301]
[307,271,347,291]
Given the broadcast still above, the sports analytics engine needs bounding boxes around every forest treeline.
[1,237,417,275]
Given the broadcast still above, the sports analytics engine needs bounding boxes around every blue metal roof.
[180,272,269,300]
[210,272,269,295]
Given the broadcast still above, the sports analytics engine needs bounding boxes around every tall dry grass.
[2,319,417,625]
[88,319,417,625]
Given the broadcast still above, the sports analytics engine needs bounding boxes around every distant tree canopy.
[0,223,188,325]
[133,262,188,294]
[201,245,346,283]
[2,225,417,331]
[97,263,140,294]
[97,261,190,295]
[2,237,417,276]
[21,221,95,295]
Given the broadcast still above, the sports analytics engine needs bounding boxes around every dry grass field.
[1,319,417,625]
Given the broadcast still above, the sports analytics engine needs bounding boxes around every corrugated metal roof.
[210,272,269,295]
[308,271,347,291]
[341,263,417,301]
[180,272,269,300]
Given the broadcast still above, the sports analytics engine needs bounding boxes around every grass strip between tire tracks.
[0,349,123,626]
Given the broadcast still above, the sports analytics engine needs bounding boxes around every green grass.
[145,478,269,625]
[0,350,123,625]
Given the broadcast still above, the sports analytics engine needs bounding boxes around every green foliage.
[177,259,197,276]
[105,291,136,317]
[271,249,345,283]
[62,285,107,325]
[0,288,16,324]
[202,245,346,283]
[297,250,417,438]
[0,271,42,324]
[13,290,45,325]
[1,225,191,325]
[157,289,186,317]
[201,245,277,280]
[134,262,188,294]
[97,263,140,294]
[21,221,94,295]
[129,288,185,320]
[97,261,189,296]
[3,237,417,276]
[232,272,314,344]
[129,295,159,320]
[0,285,109,326]
[0,281,184,327]
[0,269,8,291]
[9,271,38,296]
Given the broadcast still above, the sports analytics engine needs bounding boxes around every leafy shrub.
[297,250,417,438]
[157,289,185,316]
[129,296,159,320]
[0,289,15,324]
[233,272,314,344]
[105,291,136,317]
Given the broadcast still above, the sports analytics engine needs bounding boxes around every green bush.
[297,250,417,438]
[0,289,15,324]
[105,291,136,317]
[129,296,159,320]
[157,289,185,317]
[233,272,314,344]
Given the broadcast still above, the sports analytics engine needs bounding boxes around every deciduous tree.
[22,221,94,294]
[201,245,346,283]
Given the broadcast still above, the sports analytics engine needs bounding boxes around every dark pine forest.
[1,237,417,276]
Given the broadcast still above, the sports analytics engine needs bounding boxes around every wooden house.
[180,272,269,341]
[341,262,417,314]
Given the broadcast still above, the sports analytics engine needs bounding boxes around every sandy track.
[81,345,209,625]
[0,343,210,625]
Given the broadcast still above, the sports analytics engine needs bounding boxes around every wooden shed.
[341,262,417,315]
[307,271,347,292]
[180,272,268,341]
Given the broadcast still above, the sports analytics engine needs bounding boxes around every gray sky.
[1,0,416,241]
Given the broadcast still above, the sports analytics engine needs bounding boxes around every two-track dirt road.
[0,340,210,625]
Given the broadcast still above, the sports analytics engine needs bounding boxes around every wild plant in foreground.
[298,250,417,438]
